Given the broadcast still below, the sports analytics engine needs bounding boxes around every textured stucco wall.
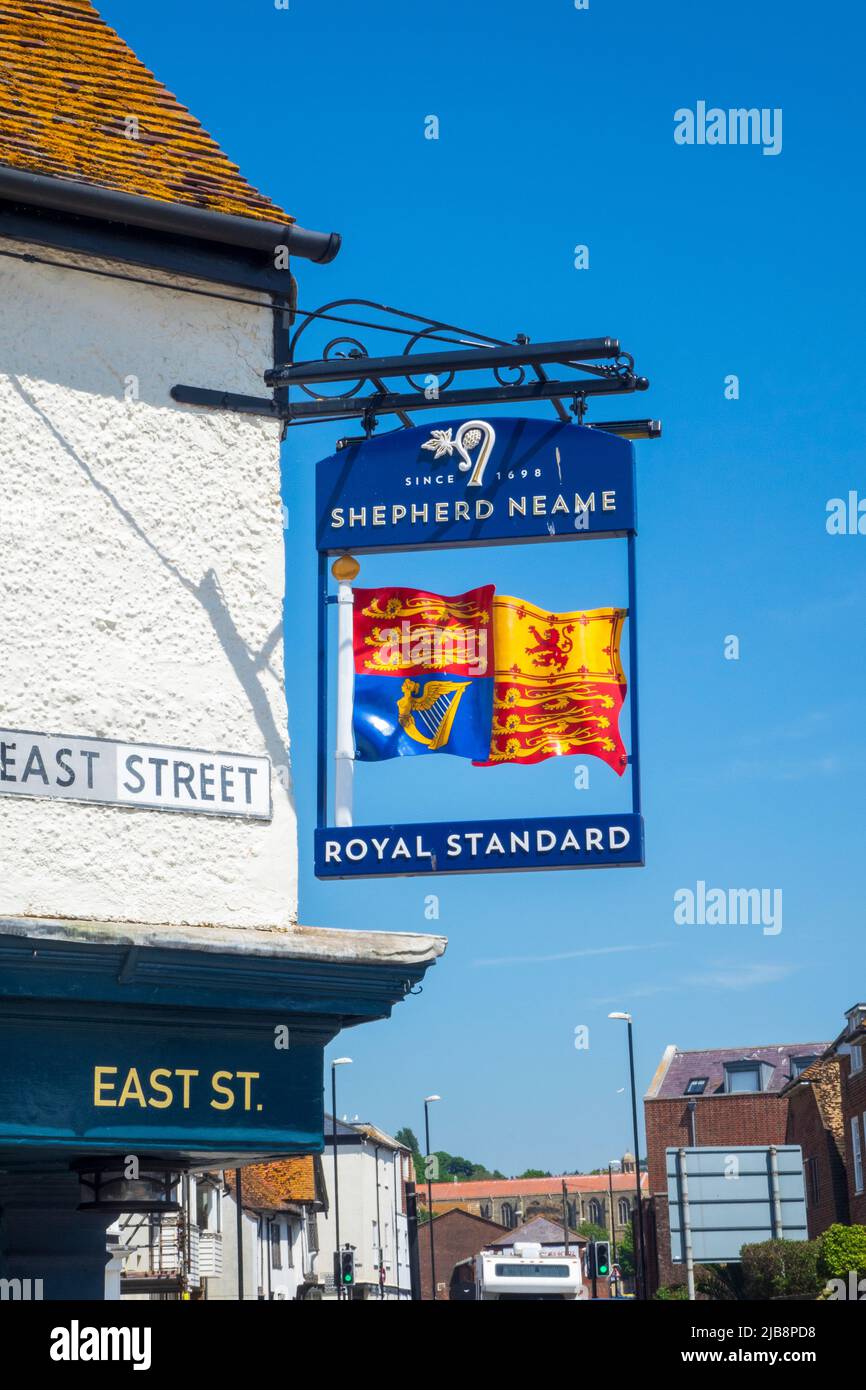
[0,244,295,928]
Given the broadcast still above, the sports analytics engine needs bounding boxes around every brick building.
[644,1040,828,1293]
[823,1004,866,1227]
[417,1208,507,1300]
[487,1215,586,1256]
[427,1157,645,1250]
[783,1057,849,1238]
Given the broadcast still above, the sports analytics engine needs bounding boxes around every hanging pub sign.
[316,415,635,550]
[314,416,644,878]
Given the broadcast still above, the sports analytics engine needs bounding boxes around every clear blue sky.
[101,0,866,1174]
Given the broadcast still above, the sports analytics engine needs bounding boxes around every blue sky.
[101,0,866,1174]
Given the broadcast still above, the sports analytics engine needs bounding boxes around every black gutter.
[0,165,340,264]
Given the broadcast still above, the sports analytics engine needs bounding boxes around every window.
[617,1198,631,1225]
[845,1006,866,1040]
[196,1182,220,1233]
[269,1220,282,1270]
[805,1157,820,1207]
[494,1263,570,1278]
[480,1202,491,1220]
[307,1211,319,1253]
[500,1202,515,1229]
[724,1063,762,1094]
[852,1117,864,1195]
[285,1223,295,1269]
[685,1077,708,1095]
[791,1055,818,1079]
[587,1198,603,1226]
[851,1045,863,1076]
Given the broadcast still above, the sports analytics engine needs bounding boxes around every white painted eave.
[0,915,447,968]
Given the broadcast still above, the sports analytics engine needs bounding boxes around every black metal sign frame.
[171,297,660,439]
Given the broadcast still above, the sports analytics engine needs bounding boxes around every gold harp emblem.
[397,679,469,750]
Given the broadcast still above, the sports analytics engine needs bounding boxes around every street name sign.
[0,727,271,820]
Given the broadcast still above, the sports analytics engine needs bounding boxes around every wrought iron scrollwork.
[267,297,649,430]
[172,295,659,440]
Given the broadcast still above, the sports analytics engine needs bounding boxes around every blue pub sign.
[316,415,636,551]
[314,416,645,879]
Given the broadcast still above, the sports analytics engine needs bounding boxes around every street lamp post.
[608,1013,648,1299]
[331,1057,352,1301]
[424,1095,441,1300]
[608,1162,618,1268]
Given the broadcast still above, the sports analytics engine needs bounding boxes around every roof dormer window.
[724,1062,763,1094]
[846,1005,866,1038]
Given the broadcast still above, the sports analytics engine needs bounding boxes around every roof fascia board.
[0,200,298,295]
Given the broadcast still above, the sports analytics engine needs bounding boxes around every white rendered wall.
[317,1144,412,1297]
[0,243,295,928]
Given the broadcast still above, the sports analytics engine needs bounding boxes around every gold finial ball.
[331,553,360,582]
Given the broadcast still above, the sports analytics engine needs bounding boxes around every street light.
[331,1057,352,1300]
[608,1012,647,1299]
[424,1094,441,1301]
[607,1160,621,1279]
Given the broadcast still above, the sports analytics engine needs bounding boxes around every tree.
[617,1221,635,1279]
[818,1224,866,1281]
[739,1239,823,1300]
[441,1153,476,1180]
[518,1169,551,1179]
[578,1221,607,1243]
[395,1127,420,1155]
[393,1130,514,1188]
[696,1264,747,1300]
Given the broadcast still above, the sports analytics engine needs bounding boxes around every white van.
[475,1242,587,1300]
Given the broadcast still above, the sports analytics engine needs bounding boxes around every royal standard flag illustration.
[352,585,494,761]
[475,597,628,774]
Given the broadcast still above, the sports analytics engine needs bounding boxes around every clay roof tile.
[0,0,290,223]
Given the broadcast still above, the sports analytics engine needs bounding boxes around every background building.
[314,1117,415,1299]
[818,1004,866,1230]
[116,1161,323,1300]
[427,1159,644,1246]
[417,1208,508,1301]
[783,1057,849,1238]
[643,1040,828,1292]
[487,1216,586,1257]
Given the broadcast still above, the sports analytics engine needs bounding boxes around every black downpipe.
[235,1168,244,1301]
[405,1181,421,1301]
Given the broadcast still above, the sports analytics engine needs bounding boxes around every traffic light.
[594,1241,611,1278]
[339,1248,355,1287]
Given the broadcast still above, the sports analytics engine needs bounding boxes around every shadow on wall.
[9,375,292,787]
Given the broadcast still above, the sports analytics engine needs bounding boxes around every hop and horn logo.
[421,420,496,487]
